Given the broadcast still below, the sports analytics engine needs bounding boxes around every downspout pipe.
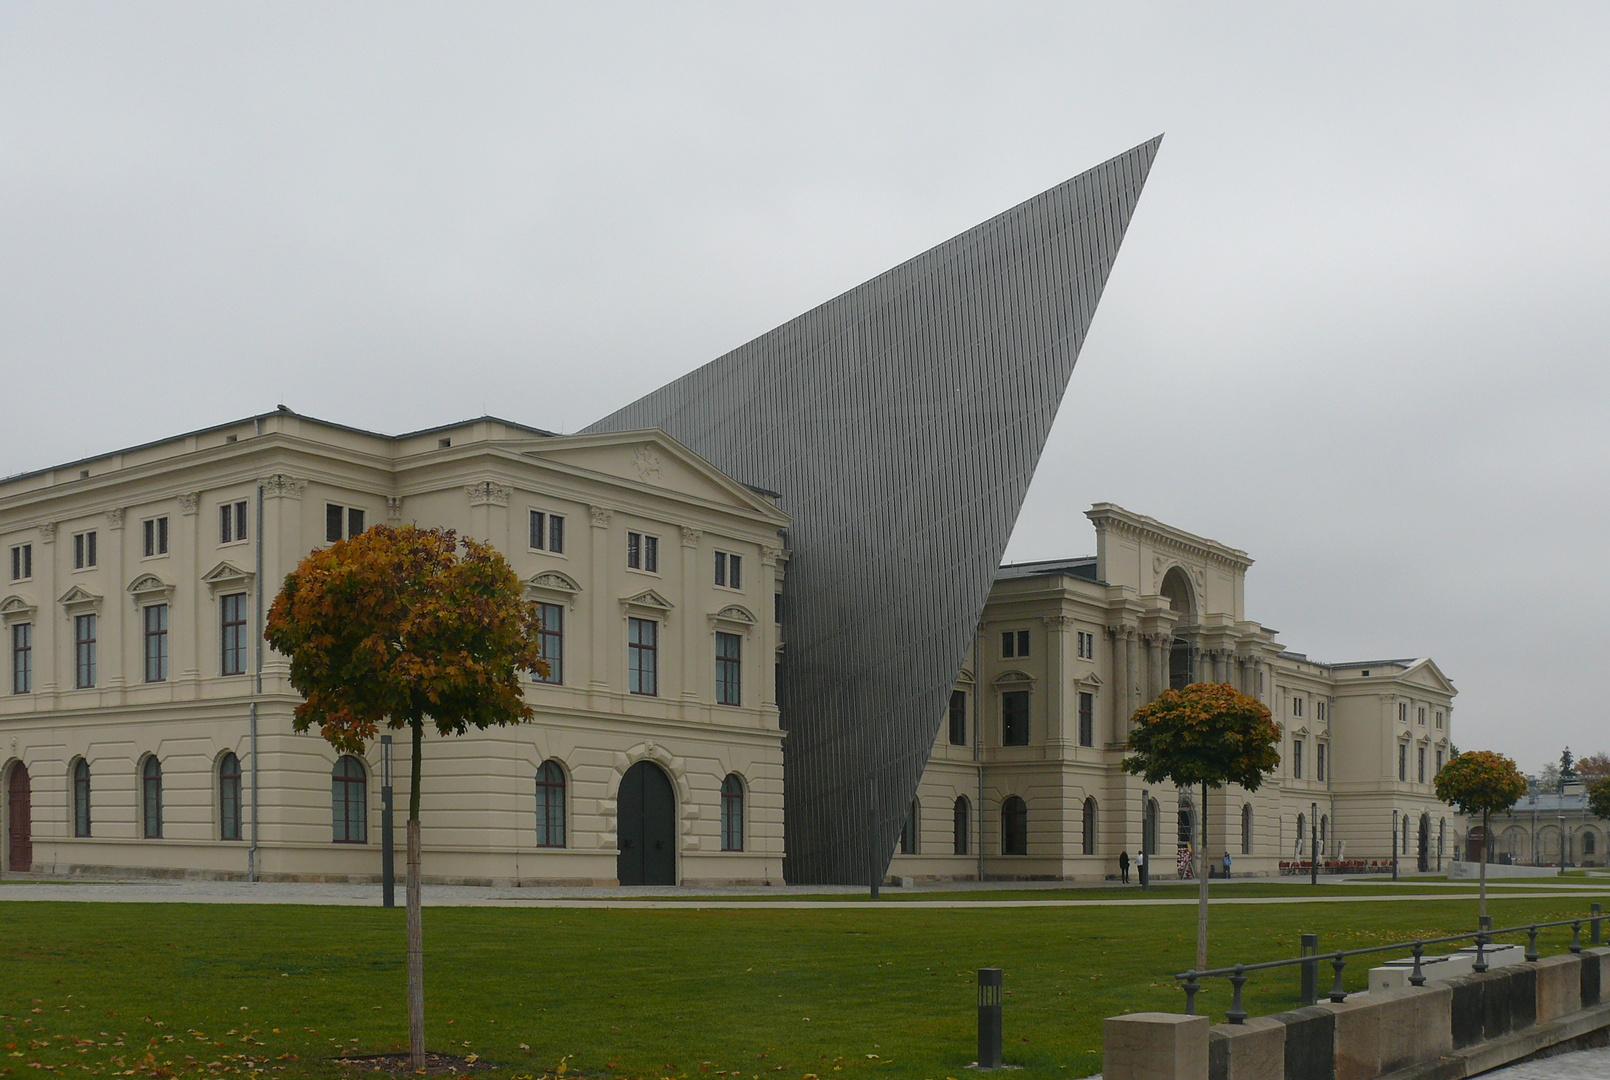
[975,629,983,883]
[249,480,264,881]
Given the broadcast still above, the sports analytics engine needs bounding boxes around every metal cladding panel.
[585,137,1161,883]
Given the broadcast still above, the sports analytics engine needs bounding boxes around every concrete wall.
[1105,947,1610,1080]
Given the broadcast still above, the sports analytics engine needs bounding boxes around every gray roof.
[994,556,1101,583]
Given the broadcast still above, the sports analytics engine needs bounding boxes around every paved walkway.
[0,875,1604,908]
[1478,1046,1610,1077]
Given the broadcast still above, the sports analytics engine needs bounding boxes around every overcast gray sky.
[3,4,1605,772]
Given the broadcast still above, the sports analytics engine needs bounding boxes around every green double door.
[616,761,676,886]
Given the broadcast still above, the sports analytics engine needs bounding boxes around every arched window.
[1240,803,1252,856]
[900,798,919,855]
[141,757,162,839]
[536,760,566,848]
[1081,797,1097,856]
[72,759,91,838]
[331,756,367,844]
[1585,831,1597,858]
[721,774,744,852]
[953,796,970,856]
[219,753,242,841]
[1002,796,1027,856]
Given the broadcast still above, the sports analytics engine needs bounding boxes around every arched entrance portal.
[6,762,30,873]
[1418,814,1430,873]
[616,761,676,886]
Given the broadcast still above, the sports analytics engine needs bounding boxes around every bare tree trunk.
[1197,780,1210,972]
[407,721,425,1070]
[1478,809,1488,924]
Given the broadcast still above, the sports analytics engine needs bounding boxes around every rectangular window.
[1001,690,1030,746]
[143,604,169,682]
[1293,697,1303,718]
[1292,738,1304,779]
[143,516,169,557]
[11,623,31,694]
[1436,711,1444,729]
[220,593,247,676]
[326,504,366,542]
[1398,744,1408,781]
[1317,700,1327,722]
[1000,629,1030,658]
[715,631,742,706]
[220,501,247,544]
[528,511,566,553]
[948,689,967,745]
[9,544,31,581]
[73,530,97,569]
[628,617,657,696]
[1316,743,1327,781]
[1418,746,1427,783]
[715,551,744,589]
[1399,702,1408,723]
[534,602,563,684]
[74,613,96,688]
[1436,749,1444,772]
[629,531,660,571]
[1078,691,1094,747]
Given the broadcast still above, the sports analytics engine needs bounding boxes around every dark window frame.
[721,774,744,851]
[715,631,742,706]
[715,551,743,590]
[73,530,97,569]
[220,593,248,676]
[9,543,31,581]
[143,516,169,558]
[143,603,169,683]
[953,796,969,856]
[1081,797,1097,855]
[1002,796,1028,856]
[1077,691,1094,747]
[74,613,96,689]
[141,756,163,839]
[948,689,967,746]
[535,760,566,847]
[331,755,367,844]
[1001,689,1030,747]
[1292,738,1304,779]
[73,759,91,838]
[219,752,242,841]
[12,622,31,694]
[628,616,658,696]
[534,602,563,684]
[899,798,918,855]
[220,501,248,544]
[325,504,366,543]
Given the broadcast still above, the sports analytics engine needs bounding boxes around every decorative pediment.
[994,668,1035,686]
[956,667,975,685]
[1074,672,1104,691]
[526,571,582,609]
[708,604,758,636]
[620,589,674,621]
[1292,724,1310,738]
[202,560,256,596]
[58,585,103,613]
[127,573,175,606]
[0,595,37,624]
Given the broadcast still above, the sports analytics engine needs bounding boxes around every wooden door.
[616,762,676,886]
[6,763,30,873]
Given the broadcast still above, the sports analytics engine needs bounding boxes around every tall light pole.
[381,735,395,908]
[1310,801,1318,887]
[1392,808,1400,882]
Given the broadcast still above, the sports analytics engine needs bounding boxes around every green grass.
[2,893,1605,1080]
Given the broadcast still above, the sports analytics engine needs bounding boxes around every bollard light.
[976,967,1003,1069]
[1300,933,1319,1005]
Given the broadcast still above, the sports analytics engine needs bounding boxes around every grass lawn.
[2,892,1605,1080]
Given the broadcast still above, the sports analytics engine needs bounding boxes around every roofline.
[0,405,558,487]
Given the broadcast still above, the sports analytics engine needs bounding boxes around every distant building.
[895,504,1459,880]
[1487,782,1604,868]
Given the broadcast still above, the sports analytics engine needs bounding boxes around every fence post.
[1300,933,1318,1005]
[976,968,1002,1070]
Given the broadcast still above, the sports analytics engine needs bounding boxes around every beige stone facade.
[1,410,789,885]
[893,504,1460,881]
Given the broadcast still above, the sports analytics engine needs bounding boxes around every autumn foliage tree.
[1433,750,1527,921]
[1124,682,1282,972]
[265,526,546,1068]
[1588,779,1610,823]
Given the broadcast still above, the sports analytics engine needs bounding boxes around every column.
[679,527,701,701]
[1043,615,1070,749]
[1124,630,1138,732]
[588,505,612,690]
[1108,626,1126,739]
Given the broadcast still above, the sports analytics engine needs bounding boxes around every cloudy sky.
[3,5,1605,771]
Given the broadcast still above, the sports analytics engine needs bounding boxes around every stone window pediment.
[527,571,582,609]
[993,668,1035,687]
[709,604,758,637]
[1074,672,1103,691]
[620,588,674,622]
[0,595,37,625]
[58,585,103,613]
[202,561,256,597]
[127,573,175,607]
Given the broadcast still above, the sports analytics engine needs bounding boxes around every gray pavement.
[1479,1046,1610,1078]
[0,873,1604,908]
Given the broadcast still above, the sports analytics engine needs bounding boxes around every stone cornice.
[1086,502,1254,571]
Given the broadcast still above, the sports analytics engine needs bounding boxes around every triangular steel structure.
[586,137,1162,883]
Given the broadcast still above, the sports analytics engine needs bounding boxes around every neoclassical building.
[893,504,1459,881]
[2,408,790,885]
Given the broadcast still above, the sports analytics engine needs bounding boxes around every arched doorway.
[616,761,676,886]
[1417,814,1430,872]
[6,762,30,873]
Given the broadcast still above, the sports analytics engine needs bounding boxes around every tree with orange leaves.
[1125,682,1282,972]
[1434,750,1527,922]
[265,525,546,1069]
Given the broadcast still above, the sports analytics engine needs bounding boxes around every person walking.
[1119,850,1130,884]
[1222,850,1232,880]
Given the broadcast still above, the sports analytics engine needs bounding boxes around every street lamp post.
[1392,809,1400,882]
[1140,788,1150,891]
[381,735,395,908]
[1310,801,1318,887]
